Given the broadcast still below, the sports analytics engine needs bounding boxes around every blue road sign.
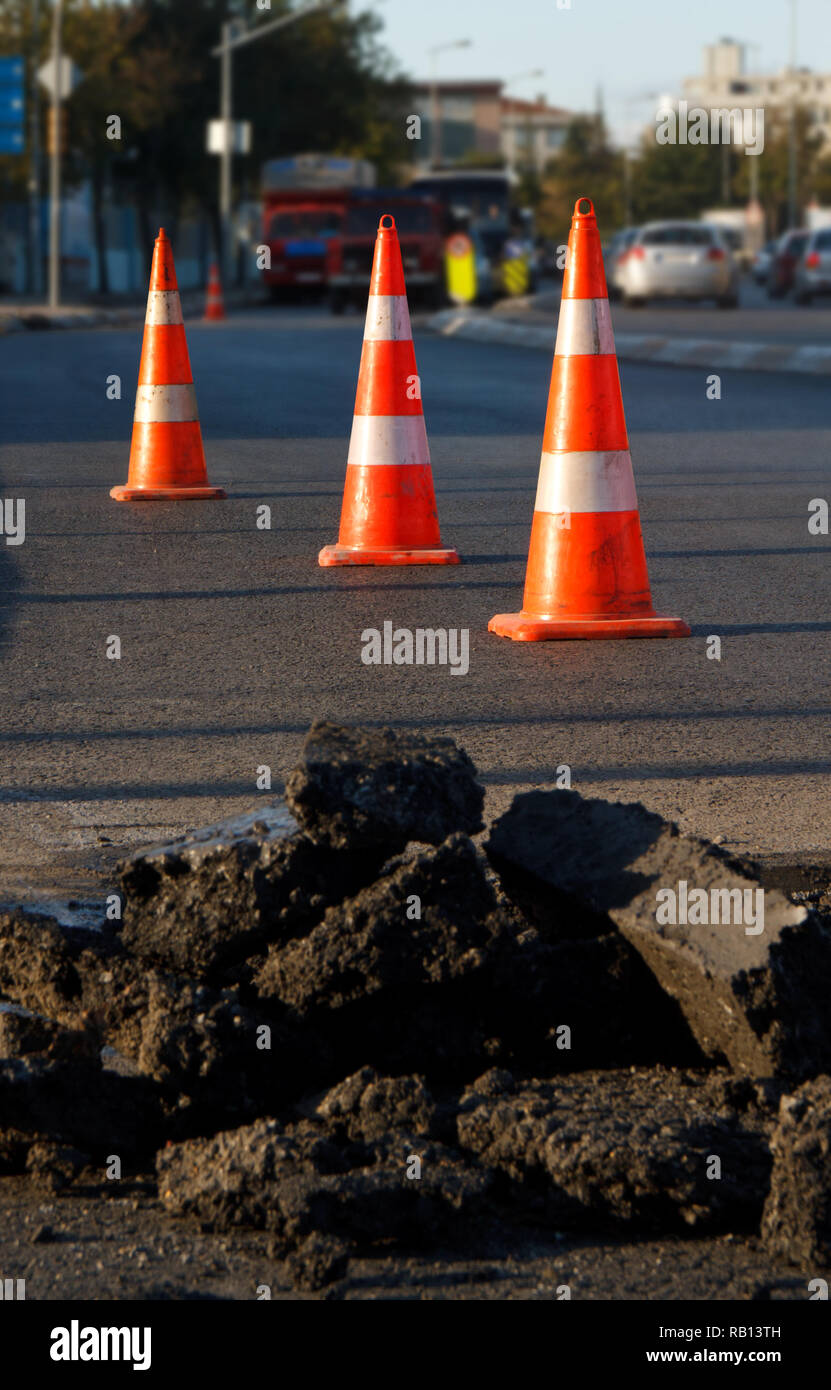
[0,56,24,86]
[0,128,24,155]
[0,55,25,155]
[0,91,24,121]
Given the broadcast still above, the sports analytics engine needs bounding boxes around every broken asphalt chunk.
[118,803,385,980]
[487,790,831,1079]
[285,721,485,851]
[762,1075,831,1270]
[457,1067,771,1232]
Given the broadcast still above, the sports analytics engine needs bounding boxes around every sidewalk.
[427,298,831,377]
[0,285,268,334]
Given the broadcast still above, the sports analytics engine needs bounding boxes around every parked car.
[766,229,809,298]
[751,239,777,285]
[616,221,739,307]
[605,226,639,300]
[793,227,831,304]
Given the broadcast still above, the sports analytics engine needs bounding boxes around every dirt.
[1,722,830,1300]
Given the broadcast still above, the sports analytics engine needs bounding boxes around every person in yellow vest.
[445,226,478,304]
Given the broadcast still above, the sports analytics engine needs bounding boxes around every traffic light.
[46,106,68,157]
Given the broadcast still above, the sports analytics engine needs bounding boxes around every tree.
[536,115,623,241]
[732,107,824,234]
[63,1,181,293]
[119,0,411,262]
[629,136,723,224]
[2,0,412,290]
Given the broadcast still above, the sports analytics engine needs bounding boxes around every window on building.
[442,96,475,122]
[546,128,565,149]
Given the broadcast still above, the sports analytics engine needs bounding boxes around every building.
[410,80,503,165]
[409,80,573,172]
[500,95,572,173]
[683,38,831,150]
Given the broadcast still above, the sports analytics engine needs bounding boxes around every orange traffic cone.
[489,197,688,641]
[319,214,459,566]
[110,229,225,501]
[203,262,226,322]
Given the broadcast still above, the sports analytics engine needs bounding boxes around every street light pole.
[47,0,63,309]
[28,0,42,296]
[219,18,233,286]
[427,39,472,169]
[503,68,544,175]
[788,0,799,226]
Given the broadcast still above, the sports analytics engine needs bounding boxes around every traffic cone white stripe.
[347,414,431,469]
[554,297,616,356]
[145,290,184,326]
[133,383,199,423]
[362,294,412,342]
[534,449,639,514]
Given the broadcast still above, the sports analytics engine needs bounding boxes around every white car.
[605,226,640,300]
[752,240,777,285]
[617,221,740,307]
[794,227,831,304]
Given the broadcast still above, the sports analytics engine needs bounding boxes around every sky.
[365,0,830,147]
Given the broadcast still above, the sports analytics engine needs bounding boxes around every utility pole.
[28,0,42,296]
[788,0,799,226]
[503,69,544,176]
[622,148,632,226]
[219,18,234,288]
[722,140,731,204]
[47,0,63,309]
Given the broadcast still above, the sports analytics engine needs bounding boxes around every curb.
[427,308,831,377]
[0,290,268,335]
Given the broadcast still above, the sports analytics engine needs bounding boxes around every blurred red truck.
[261,153,375,298]
[325,190,445,312]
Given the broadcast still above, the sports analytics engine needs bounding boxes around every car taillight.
[327,240,342,273]
[628,246,645,260]
[707,246,725,261]
[806,251,821,269]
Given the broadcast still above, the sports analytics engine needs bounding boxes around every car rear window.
[345,202,436,235]
[814,230,831,250]
[640,225,714,246]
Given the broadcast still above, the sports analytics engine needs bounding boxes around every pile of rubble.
[2,720,831,1291]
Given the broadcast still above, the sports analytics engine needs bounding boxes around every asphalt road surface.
[535,273,831,344]
[1,303,830,916]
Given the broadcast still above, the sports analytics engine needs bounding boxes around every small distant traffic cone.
[489,197,688,641]
[203,262,226,322]
[319,214,459,566]
[110,229,225,501]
